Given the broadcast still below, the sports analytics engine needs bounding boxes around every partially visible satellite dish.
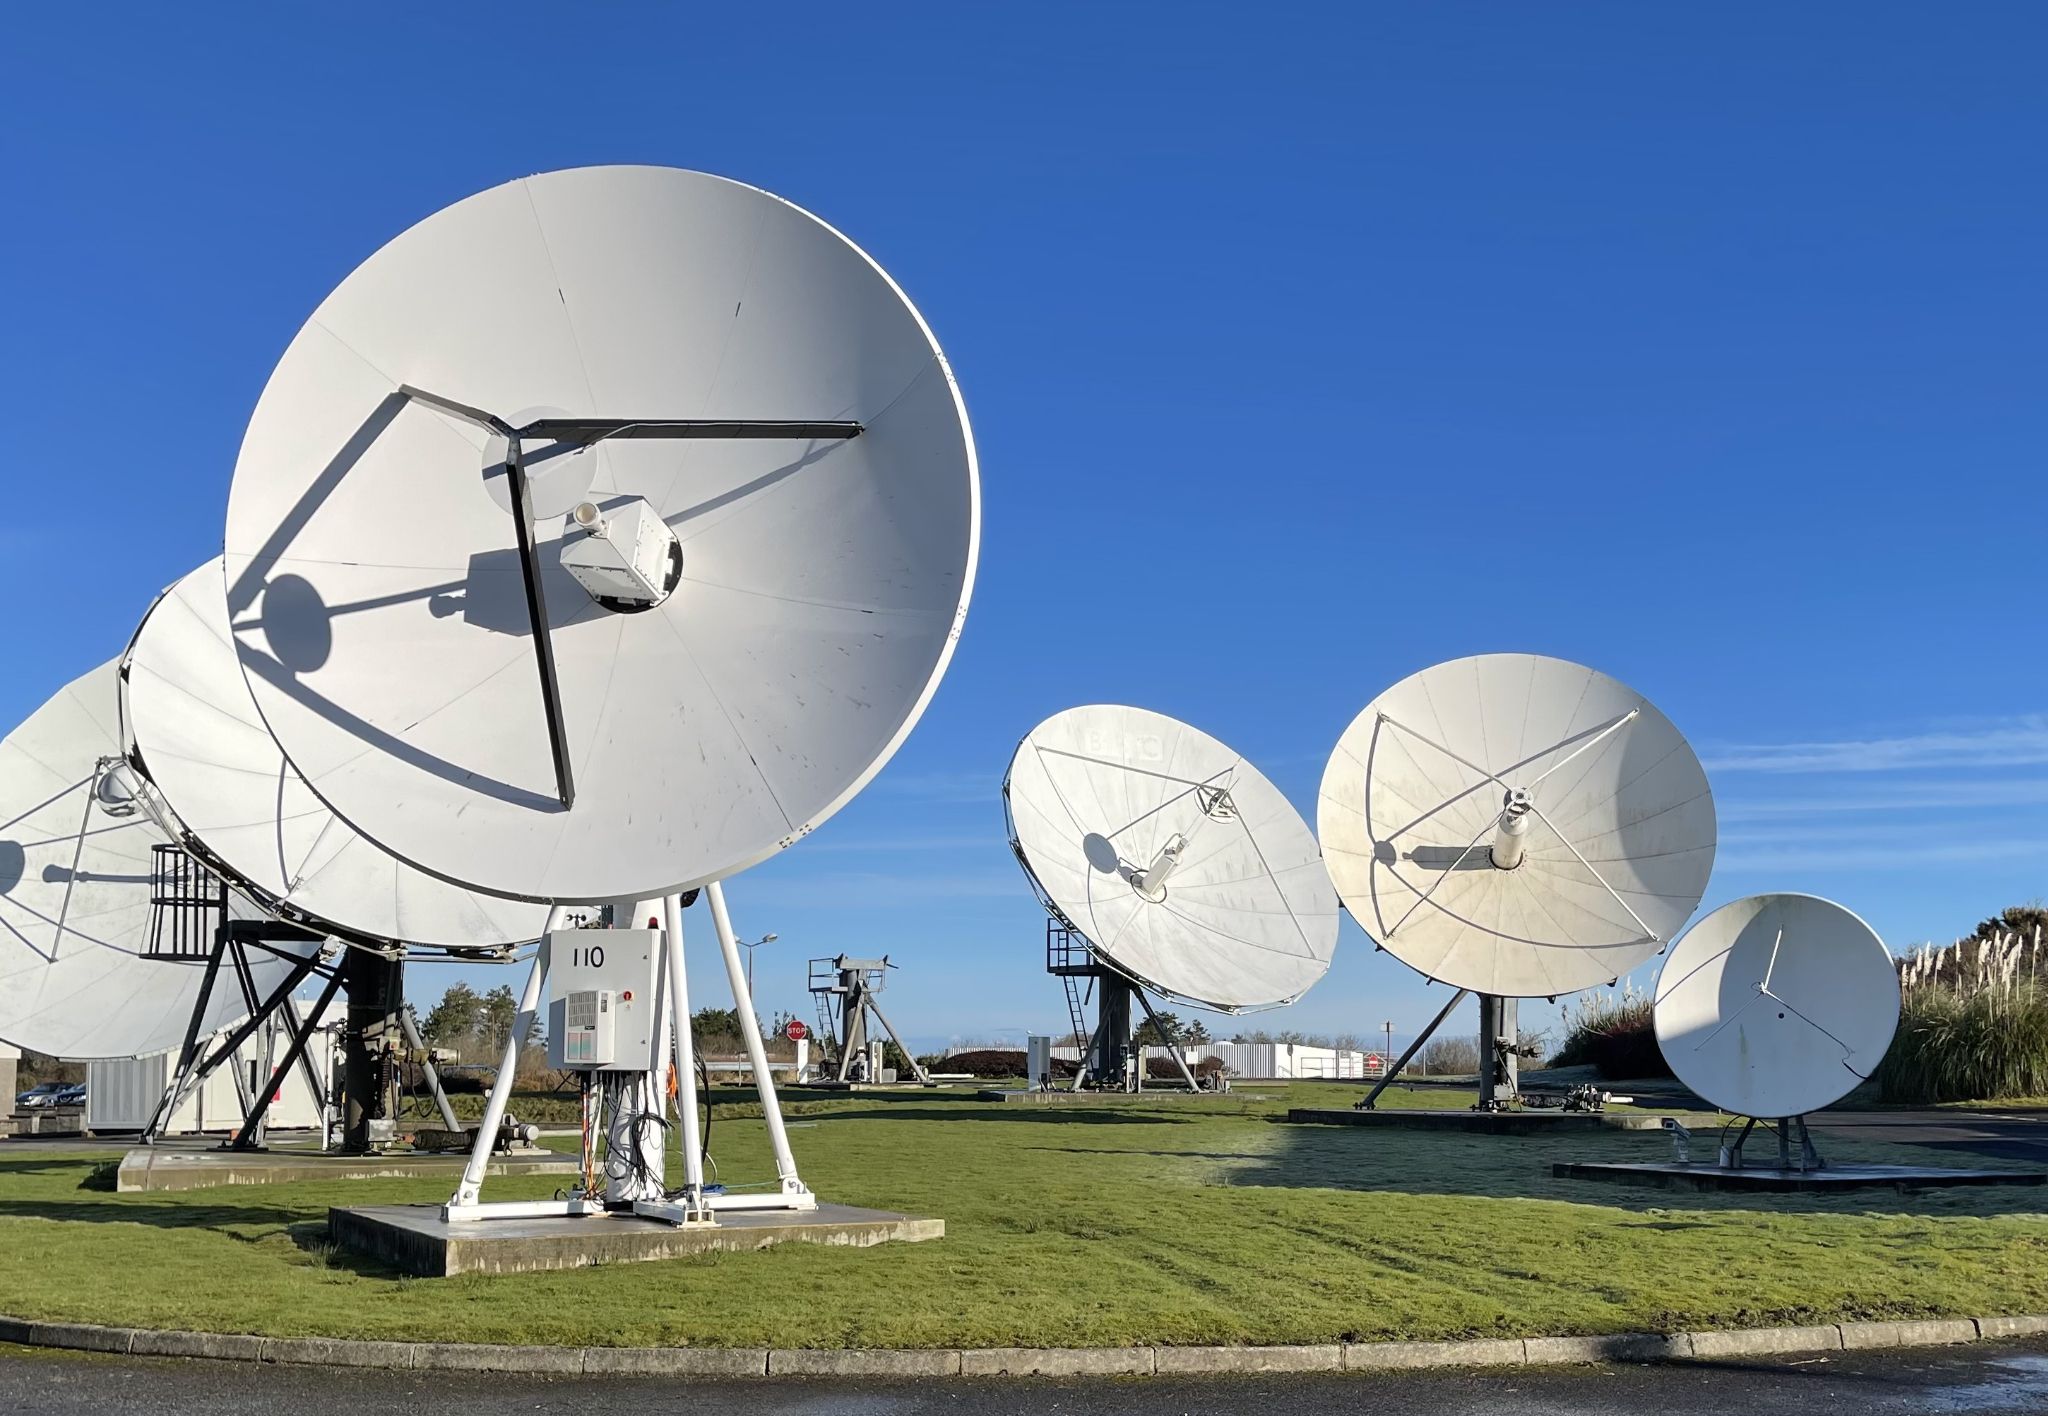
[121,559,552,951]
[1004,705,1337,1012]
[0,662,303,1058]
[1319,653,1716,997]
[1655,893,1898,1119]
[223,165,977,904]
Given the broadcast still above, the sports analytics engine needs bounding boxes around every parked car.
[51,1084,86,1109]
[14,1083,68,1110]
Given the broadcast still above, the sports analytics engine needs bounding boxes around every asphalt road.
[8,1342,2048,1415]
[1805,1110,2048,1167]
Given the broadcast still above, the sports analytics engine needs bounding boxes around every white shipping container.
[86,1010,336,1135]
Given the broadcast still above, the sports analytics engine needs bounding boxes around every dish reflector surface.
[1319,654,1716,997]
[123,560,552,949]
[1004,705,1338,1012]
[0,662,302,1058]
[1655,893,1898,1119]
[224,165,978,902]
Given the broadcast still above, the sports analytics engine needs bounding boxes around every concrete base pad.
[329,1202,944,1276]
[978,1088,1251,1104]
[1288,1107,1667,1133]
[799,1081,942,1092]
[1554,1160,2048,1192]
[118,1145,577,1193]
[1286,1106,1671,1139]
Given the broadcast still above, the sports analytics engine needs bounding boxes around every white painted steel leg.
[634,913,717,1222]
[707,880,814,1207]
[663,893,709,1204]
[445,924,552,1212]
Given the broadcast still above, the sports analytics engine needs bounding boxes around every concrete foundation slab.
[118,1145,577,1193]
[1554,1160,2048,1192]
[329,1202,944,1277]
[979,1088,1259,1104]
[799,1081,945,1093]
[1289,1107,1667,1133]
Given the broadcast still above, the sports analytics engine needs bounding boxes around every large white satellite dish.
[121,559,551,951]
[1319,653,1717,999]
[0,662,303,1058]
[223,165,978,903]
[1655,893,1898,1120]
[1005,705,1337,1012]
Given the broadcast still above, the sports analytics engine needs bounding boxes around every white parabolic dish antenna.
[0,662,301,1058]
[223,165,978,903]
[1655,893,1899,1119]
[1004,705,1338,1012]
[122,559,552,950]
[1319,653,1716,997]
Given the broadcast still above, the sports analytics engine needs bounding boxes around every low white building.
[1051,1041,1379,1080]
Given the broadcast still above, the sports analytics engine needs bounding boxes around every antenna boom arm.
[519,418,863,444]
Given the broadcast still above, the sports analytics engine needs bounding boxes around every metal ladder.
[812,990,838,1056]
[1060,972,1091,1077]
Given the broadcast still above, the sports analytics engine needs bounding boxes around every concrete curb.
[2,1313,2042,1377]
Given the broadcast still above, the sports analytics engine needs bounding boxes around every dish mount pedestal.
[1045,922,1202,1093]
[442,880,816,1229]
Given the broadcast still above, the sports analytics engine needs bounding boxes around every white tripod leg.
[707,880,815,1209]
[665,893,708,1204]
[445,919,553,1211]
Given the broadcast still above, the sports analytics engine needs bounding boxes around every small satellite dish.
[223,165,978,903]
[0,662,301,1058]
[1319,654,1716,998]
[1005,705,1337,1011]
[121,559,552,951]
[1655,893,1898,1119]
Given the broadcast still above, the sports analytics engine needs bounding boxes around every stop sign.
[785,1019,809,1042]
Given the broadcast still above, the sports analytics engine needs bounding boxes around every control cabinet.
[545,928,661,1072]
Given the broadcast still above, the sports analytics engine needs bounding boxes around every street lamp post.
[742,932,779,997]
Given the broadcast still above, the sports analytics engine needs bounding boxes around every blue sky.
[2,4,2043,1055]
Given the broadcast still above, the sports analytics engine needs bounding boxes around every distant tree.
[1275,1029,1307,1045]
[692,1006,743,1039]
[1969,903,2048,946]
[1182,1018,1212,1045]
[475,984,537,1054]
[1132,1011,1184,1047]
[1421,1036,1480,1074]
[1231,1029,1274,1045]
[421,983,482,1049]
[1332,1032,1361,1052]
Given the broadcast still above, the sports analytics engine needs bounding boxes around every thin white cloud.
[1703,717,2048,773]
[1715,838,2048,873]
[1722,818,2046,848]
[1719,779,2048,819]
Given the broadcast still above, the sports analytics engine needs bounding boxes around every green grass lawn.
[2,1081,2046,1349]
